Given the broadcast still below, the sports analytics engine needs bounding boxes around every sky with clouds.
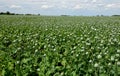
[0,0,120,16]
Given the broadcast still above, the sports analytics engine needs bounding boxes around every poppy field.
[0,15,120,76]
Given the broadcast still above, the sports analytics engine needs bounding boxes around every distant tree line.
[61,15,70,16]
[0,11,23,15]
[112,15,120,17]
[0,11,14,15]
[0,11,119,16]
[0,11,40,15]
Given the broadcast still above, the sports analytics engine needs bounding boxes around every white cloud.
[41,5,54,9]
[73,5,83,9]
[105,3,120,9]
[10,5,22,9]
[61,5,68,9]
[92,0,97,3]
[106,4,115,7]
[41,5,49,9]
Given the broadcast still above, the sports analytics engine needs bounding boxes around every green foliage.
[0,15,120,76]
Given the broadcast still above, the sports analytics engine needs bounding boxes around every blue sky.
[0,0,120,16]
